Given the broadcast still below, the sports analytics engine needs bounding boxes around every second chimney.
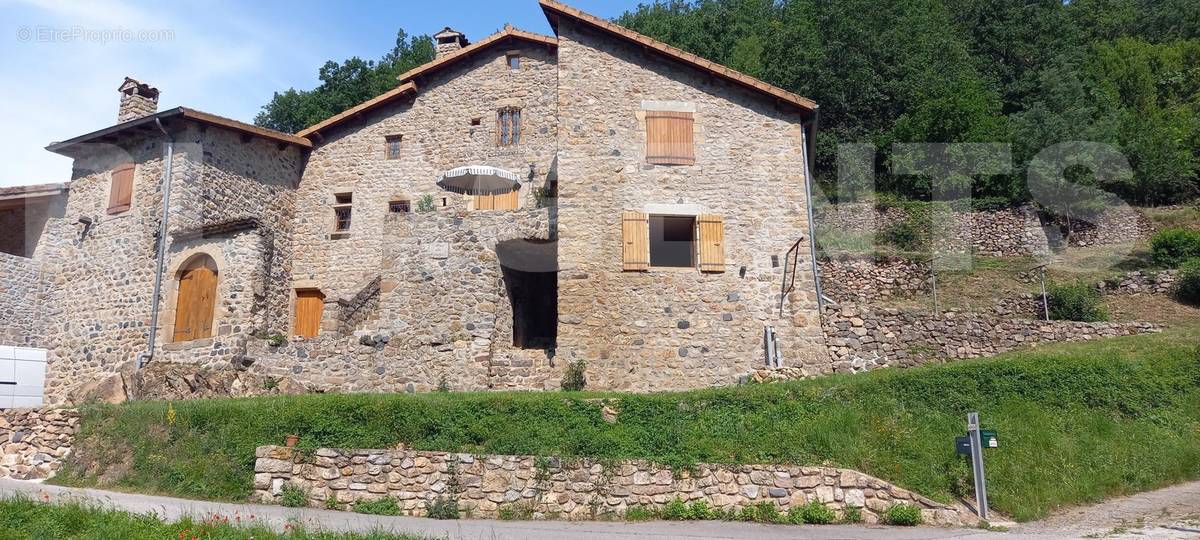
[434,27,468,57]
[117,77,159,123]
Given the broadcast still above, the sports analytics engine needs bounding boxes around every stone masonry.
[252,445,967,526]
[0,408,79,480]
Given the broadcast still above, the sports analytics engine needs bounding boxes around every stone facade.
[0,253,57,348]
[251,445,967,526]
[0,408,79,480]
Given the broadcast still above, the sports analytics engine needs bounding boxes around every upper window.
[497,107,521,146]
[621,211,724,273]
[333,192,352,231]
[385,135,402,160]
[649,215,696,268]
[107,163,134,214]
[506,53,520,70]
[645,111,695,165]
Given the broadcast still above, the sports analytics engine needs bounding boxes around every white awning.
[436,165,521,196]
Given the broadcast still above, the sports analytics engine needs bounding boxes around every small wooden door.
[293,289,325,339]
[172,255,218,342]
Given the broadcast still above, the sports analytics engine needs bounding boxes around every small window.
[389,200,411,213]
[649,215,696,268]
[333,192,352,231]
[645,110,695,165]
[385,135,402,160]
[107,163,134,214]
[441,197,448,207]
[471,117,482,126]
[497,107,521,146]
[506,53,520,70]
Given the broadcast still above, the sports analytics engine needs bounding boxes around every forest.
[255,0,1200,208]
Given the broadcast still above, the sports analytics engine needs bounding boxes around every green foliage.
[883,503,923,526]
[1151,229,1200,267]
[51,330,1200,522]
[0,496,423,540]
[497,502,535,521]
[425,496,459,520]
[622,506,657,521]
[416,195,435,213]
[266,333,286,347]
[279,483,307,508]
[661,497,691,520]
[737,501,783,523]
[560,360,587,392]
[1174,258,1200,305]
[255,31,434,133]
[790,500,835,524]
[841,505,863,523]
[352,497,400,516]
[1047,281,1109,322]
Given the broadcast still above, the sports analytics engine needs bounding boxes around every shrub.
[1151,229,1200,267]
[416,194,435,213]
[688,500,714,520]
[1047,281,1108,322]
[841,506,863,523]
[876,219,929,252]
[353,497,400,516]
[623,506,657,521]
[497,502,534,520]
[278,483,306,508]
[1175,258,1200,305]
[884,503,923,526]
[561,360,586,391]
[791,500,835,524]
[425,496,459,519]
[737,501,783,523]
[661,497,691,520]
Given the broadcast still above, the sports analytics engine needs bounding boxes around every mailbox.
[0,346,48,409]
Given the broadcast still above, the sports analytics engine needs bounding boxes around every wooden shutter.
[172,256,217,342]
[645,111,695,165]
[107,163,134,214]
[622,210,650,271]
[293,289,325,339]
[471,190,518,210]
[698,214,725,273]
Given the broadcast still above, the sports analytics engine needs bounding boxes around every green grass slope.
[53,329,1200,522]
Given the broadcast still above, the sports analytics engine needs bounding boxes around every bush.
[737,501,783,523]
[1150,229,1200,267]
[688,500,715,520]
[278,483,306,508]
[1175,258,1200,305]
[883,503,923,526]
[353,497,400,516]
[788,500,835,524]
[661,497,691,520]
[561,360,586,391]
[841,506,863,523]
[876,219,929,252]
[416,194,435,213]
[425,496,459,519]
[623,506,656,521]
[1047,281,1108,322]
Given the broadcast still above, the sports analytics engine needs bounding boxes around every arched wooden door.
[172,255,218,342]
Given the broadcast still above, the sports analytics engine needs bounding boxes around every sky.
[0,0,642,187]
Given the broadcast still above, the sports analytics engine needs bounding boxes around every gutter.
[133,118,175,382]
[801,108,825,315]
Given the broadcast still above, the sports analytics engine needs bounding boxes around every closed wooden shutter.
[622,210,650,271]
[172,256,218,342]
[293,289,325,339]
[645,111,695,165]
[698,214,725,273]
[471,190,518,210]
[107,163,134,214]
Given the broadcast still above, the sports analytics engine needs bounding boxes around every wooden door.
[172,256,217,342]
[293,289,325,339]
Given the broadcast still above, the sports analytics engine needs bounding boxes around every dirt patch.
[1015,481,1200,538]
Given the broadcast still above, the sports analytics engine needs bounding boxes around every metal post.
[967,412,989,521]
[1039,266,1050,321]
[930,264,940,319]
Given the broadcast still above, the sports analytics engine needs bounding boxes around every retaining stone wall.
[818,257,929,302]
[0,408,78,480]
[0,253,56,348]
[252,445,967,526]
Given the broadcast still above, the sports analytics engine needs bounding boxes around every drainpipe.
[801,107,825,315]
[134,118,175,378]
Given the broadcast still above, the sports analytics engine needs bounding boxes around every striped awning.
[436,165,521,196]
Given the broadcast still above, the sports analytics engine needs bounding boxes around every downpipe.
[133,118,175,392]
[801,108,824,316]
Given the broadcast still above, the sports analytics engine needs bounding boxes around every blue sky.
[0,0,643,186]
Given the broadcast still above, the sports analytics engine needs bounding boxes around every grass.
[52,329,1200,523]
[0,496,423,540]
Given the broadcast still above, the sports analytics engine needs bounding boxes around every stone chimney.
[433,27,468,58]
[117,77,159,123]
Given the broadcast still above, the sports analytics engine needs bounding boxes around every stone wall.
[0,253,56,347]
[815,202,1050,257]
[252,445,966,526]
[1099,270,1178,296]
[821,304,1157,374]
[553,19,827,391]
[818,257,929,302]
[0,408,78,480]
[1059,206,1156,247]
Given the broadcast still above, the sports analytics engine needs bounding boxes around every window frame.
[384,134,403,160]
[332,192,353,232]
[388,199,411,214]
[506,53,520,70]
[496,106,522,147]
[648,213,697,269]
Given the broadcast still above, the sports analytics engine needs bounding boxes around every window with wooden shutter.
[698,214,725,273]
[293,289,325,339]
[621,210,650,271]
[172,255,218,342]
[645,111,695,165]
[107,163,134,214]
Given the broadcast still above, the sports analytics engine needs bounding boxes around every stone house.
[3,0,825,403]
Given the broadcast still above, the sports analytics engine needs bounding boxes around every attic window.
[506,53,520,70]
[385,135,402,160]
